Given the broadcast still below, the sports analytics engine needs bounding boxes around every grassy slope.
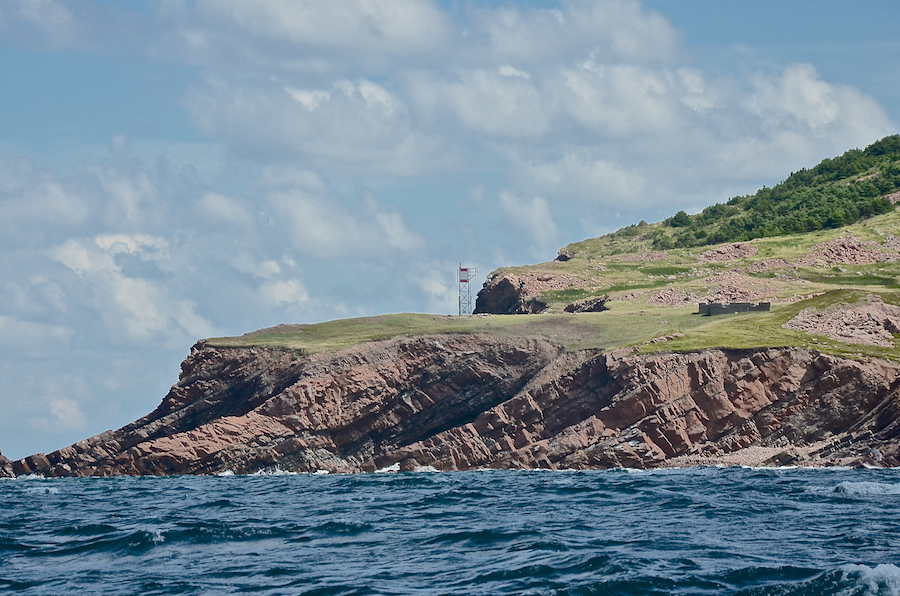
[208,183,900,364]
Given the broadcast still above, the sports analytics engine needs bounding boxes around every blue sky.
[1,0,898,460]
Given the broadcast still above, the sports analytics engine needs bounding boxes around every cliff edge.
[4,336,898,477]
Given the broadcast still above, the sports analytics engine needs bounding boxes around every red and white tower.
[458,264,477,315]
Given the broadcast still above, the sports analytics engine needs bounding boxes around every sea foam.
[839,563,900,596]
[834,481,900,495]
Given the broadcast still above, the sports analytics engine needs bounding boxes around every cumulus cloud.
[258,279,309,308]
[511,149,646,204]
[194,0,452,56]
[186,76,452,174]
[196,191,255,227]
[746,63,892,147]
[410,69,550,138]
[406,260,458,313]
[28,396,88,433]
[0,154,93,246]
[498,190,558,250]
[49,236,215,345]
[91,167,162,229]
[464,0,681,65]
[562,61,681,137]
[269,187,423,258]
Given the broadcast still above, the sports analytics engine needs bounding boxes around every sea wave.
[834,481,900,495]
[2,468,898,595]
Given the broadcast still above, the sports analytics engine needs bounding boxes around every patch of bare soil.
[702,271,776,303]
[884,234,900,251]
[884,190,900,204]
[782,292,826,304]
[647,288,699,306]
[615,250,668,262]
[645,271,776,306]
[782,297,900,347]
[746,258,793,273]
[798,234,896,265]
[698,243,758,262]
[588,259,609,272]
[618,290,648,301]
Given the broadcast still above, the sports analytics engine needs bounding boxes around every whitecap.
[216,469,235,477]
[834,481,900,495]
[23,486,59,495]
[251,467,298,476]
[313,469,329,475]
[375,463,400,473]
[413,465,439,473]
[839,563,900,595]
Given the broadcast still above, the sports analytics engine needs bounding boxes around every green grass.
[206,290,899,363]
[640,289,900,362]
[206,309,701,355]
[207,208,900,363]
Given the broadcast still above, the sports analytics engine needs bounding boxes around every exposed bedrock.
[5,336,900,477]
[474,275,548,314]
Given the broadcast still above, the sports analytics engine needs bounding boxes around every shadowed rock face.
[3,336,899,477]
[474,275,549,314]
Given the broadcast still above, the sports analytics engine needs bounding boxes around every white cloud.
[195,0,452,55]
[94,233,168,255]
[91,167,161,228]
[231,253,281,279]
[269,188,423,258]
[498,190,558,249]
[0,154,92,245]
[746,63,892,145]
[49,236,216,345]
[196,191,255,227]
[258,279,309,308]
[562,62,679,137]
[498,65,531,79]
[186,77,452,175]
[285,87,331,111]
[512,149,646,204]
[466,0,681,65]
[410,69,550,138]
[375,211,423,251]
[29,396,87,433]
[407,261,458,313]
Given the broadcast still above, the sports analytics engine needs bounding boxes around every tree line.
[647,135,900,250]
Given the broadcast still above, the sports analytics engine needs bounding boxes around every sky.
[1,0,898,461]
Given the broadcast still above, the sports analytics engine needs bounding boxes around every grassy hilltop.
[209,136,900,362]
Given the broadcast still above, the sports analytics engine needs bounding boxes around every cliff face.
[4,336,899,477]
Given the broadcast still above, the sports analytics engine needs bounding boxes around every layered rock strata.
[3,336,899,477]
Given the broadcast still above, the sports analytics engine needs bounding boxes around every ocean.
[1,467,898,595]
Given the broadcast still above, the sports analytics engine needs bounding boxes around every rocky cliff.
[4,335,899,477]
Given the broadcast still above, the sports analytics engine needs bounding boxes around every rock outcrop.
[4,336,899,477]
[474,275,548,314]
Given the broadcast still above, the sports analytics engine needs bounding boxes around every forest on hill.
[632,135,900,249]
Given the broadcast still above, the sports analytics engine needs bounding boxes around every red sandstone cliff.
[4,336,899,477]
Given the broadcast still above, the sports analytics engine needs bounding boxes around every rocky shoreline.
[3,336,898,477]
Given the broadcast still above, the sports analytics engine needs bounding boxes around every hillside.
[200,137,900,364]
[4,137,900,477]
[472,137,900,364]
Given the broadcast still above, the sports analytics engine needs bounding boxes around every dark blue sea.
[2,467,899,595]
